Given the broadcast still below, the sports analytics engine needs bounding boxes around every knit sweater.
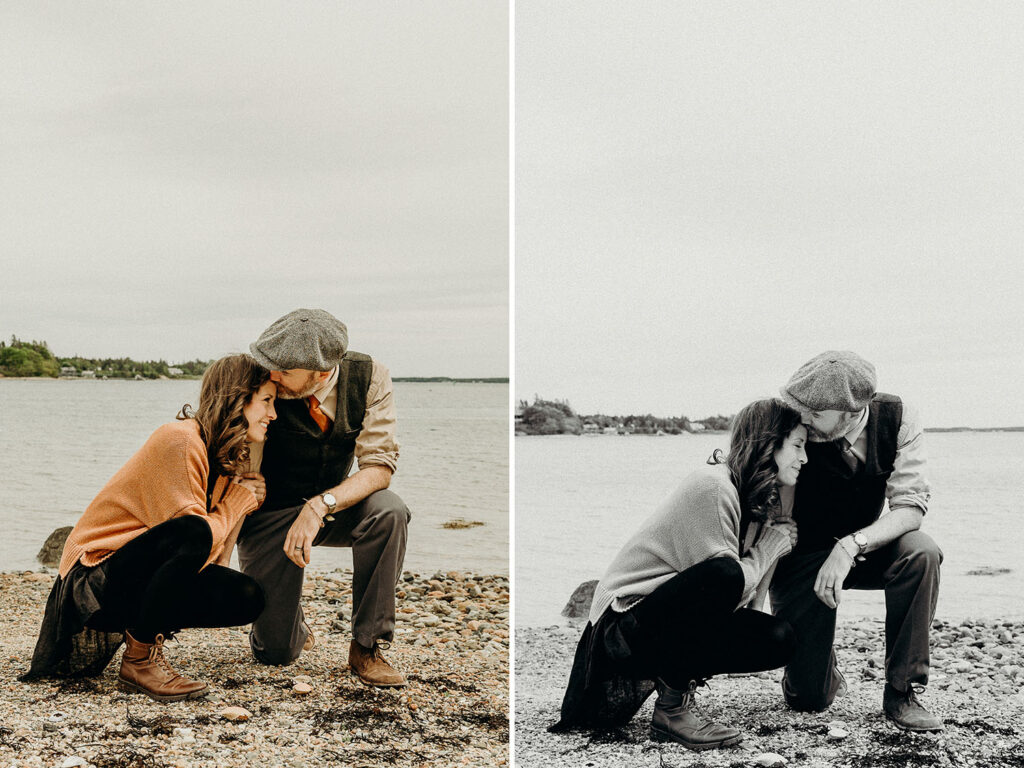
[58,420,259,578]
[588,464,793,624]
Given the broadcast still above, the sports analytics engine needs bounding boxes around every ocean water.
[515,432,1024,626]
[0,380,508,575]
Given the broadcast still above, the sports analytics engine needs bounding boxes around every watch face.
[323,493,337,507]
[854,533,867,548]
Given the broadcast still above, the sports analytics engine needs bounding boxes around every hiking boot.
[348,640,406,687]
[649,680,742,750]
[883,683,943,732]
[118,632,208,703]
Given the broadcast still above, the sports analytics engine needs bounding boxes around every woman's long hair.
[177,354,271,476]
[709,398,803,526]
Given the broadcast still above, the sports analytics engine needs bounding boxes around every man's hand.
[813,543,855,609]
[283,499,325,568]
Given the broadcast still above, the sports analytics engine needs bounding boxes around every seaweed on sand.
[406,672,481,693]
[91,745,168,768]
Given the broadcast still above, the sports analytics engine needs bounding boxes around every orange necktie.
[308,395,332,433]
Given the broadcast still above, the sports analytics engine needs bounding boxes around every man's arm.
[814,403,930,608]
[284,362,399,568]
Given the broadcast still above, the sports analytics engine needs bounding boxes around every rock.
[293,682,313,694]
[561,580,598,619]
[753,753,788,767]
[37,527,73,567]
[60,758,88,768]
[172,727,196,743]
[220,706,252,721]
[953,661,974,673]
[828,727,850,740]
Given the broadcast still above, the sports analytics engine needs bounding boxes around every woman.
[551,398,807,750]
[22,354,277,702]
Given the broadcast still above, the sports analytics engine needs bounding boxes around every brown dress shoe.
[118,632,208,703]
[348,640,406,687]
[302,621,316,652]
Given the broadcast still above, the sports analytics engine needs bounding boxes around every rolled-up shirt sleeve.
[355,361,400,473]
[887,402,930,514]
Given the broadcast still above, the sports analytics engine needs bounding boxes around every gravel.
[1,568,508,768]
[515,617,1024,768]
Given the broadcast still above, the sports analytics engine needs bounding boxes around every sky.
[516,2,1024,428]
[1,2,508,378]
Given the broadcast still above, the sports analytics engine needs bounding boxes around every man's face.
[269,369,323,399]
[801,409,856,442]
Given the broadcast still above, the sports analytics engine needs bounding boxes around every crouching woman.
[550,399,807,750]
[21,354,276,701]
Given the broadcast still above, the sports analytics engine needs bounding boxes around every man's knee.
[251,642,302,667]
[365,489,412,532]
[895,530,942,577]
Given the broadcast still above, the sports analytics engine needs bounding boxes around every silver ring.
[294,546,303,551]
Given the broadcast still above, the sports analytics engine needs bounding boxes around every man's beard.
[806,419,851,443]
[275,372,320,400]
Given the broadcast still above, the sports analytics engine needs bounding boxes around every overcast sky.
[1,2,507,377]
[516,2,1024,428]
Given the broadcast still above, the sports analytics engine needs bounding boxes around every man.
[770,350,942,732]
[239,308,411,687]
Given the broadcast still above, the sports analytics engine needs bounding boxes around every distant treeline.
[0,335,505,383]
[516,396,732,436]
[0,336,209,379]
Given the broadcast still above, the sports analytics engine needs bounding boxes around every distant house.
[690,422,706,432]
[81,370,96,378]
[59,366,77,377]
[602,426,618,435]
[168,367,184,376]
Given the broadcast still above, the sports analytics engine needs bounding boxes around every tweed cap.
[780,350,876,413]
[249,308,348,371]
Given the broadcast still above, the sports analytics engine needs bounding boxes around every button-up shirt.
[840,401,930,514]
[249,359,400,475]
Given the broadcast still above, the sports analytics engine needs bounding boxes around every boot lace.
[147,634,177,677]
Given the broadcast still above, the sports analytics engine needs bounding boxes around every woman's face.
[773,424,808,486]
[243,380,278,443]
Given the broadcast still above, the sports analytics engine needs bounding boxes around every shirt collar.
[840,407,869,445]
[311,365,339,404]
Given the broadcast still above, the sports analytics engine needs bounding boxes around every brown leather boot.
[348,640,406,687]
[118,632,208,703]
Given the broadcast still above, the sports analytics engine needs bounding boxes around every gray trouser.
[769,530,942,712]
[237,489,410,665]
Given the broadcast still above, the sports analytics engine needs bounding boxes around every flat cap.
[780,350,876,413]
[249,308,348,371]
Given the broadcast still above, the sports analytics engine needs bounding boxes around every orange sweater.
[58,419,259,578]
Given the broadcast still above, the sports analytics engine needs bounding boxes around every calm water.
[0,380,508,575]
[515,432,1024,626]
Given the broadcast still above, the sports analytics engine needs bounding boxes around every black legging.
[85,515,265,643]
[616,556,795,690]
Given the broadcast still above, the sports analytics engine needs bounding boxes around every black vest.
[260,352,374,512]
[792,393,903,552]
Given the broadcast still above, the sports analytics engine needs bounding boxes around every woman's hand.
[768,519,798,551]
[234,472,266,505]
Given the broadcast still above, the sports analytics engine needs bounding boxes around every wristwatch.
[852,531,868,555]
[320,492,337,523]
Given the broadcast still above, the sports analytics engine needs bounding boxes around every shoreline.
[0,568,508,768]
[515,620,1024,768]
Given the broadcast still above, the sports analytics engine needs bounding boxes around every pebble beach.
[0,568,509,768]
[516,617,1024,768]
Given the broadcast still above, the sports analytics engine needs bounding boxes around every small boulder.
[753,753,788,767]
[561,580,599,619]
[38,527,73,567]
[292,682,313,695]
[60,758,88,768]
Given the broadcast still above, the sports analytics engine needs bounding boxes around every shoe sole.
[118,678,208,703]
[349,670,406,688]
[650,725,742,751]
[884,712,943,733]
